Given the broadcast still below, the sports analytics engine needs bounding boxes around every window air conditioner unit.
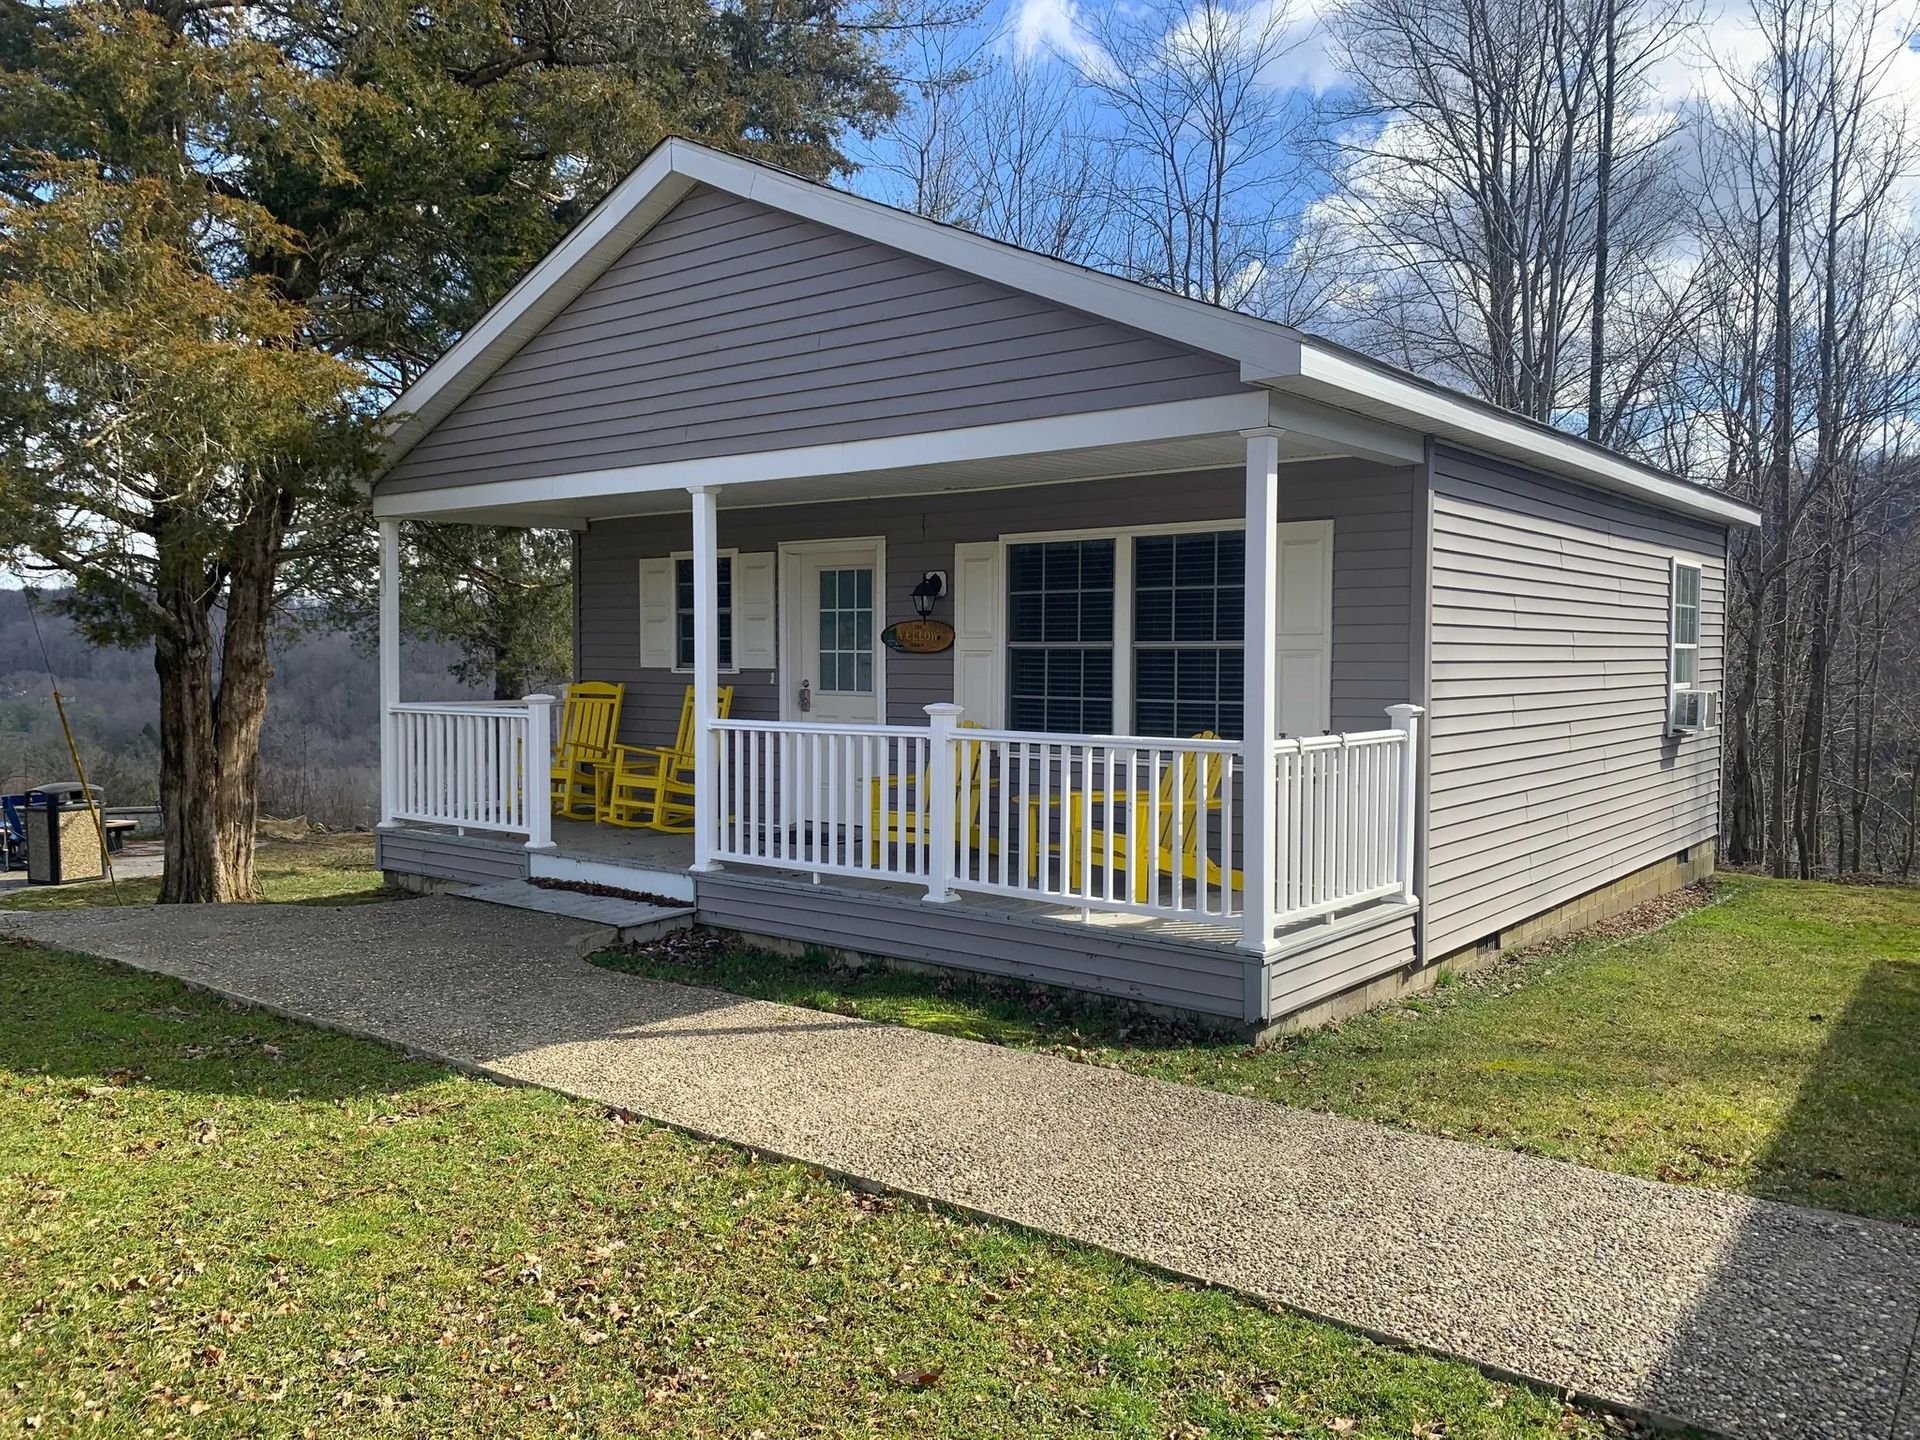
[1669,688,1720,734]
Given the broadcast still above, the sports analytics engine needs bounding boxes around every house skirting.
[1436,839,1717,969]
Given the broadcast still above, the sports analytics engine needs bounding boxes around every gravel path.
[6,896,1918,1439]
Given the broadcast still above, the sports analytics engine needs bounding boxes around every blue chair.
[1,794,26,872]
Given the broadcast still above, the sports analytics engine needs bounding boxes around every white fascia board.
[1279,344,1762,528]
[371,393,1269,520]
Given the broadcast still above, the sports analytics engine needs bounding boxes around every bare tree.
[1684,0,1920,875]
[1320,0,1691,423]
[1070,0,1310,314]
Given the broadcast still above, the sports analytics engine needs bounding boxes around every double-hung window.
[1133,531,1245,739]
[675,553,733,671]
[1670,560,1700,691]
[1006,539,1116,732]
[1004,528,1246,737]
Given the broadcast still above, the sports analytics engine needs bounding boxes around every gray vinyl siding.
[1265,903,1418,1017]
[1423,446,1726,958]
[696,871,1250,1018]
[376,828,528,887]
[380,186,1248,494]
[576,460,1417,750]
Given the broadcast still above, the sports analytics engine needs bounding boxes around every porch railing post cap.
[523,692,559,704]
[923,702,965,719]
[1385,703,1425,720]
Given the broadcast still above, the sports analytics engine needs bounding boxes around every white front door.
[785,543,884,725]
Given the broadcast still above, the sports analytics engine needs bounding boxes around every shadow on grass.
[0,942,438,1105]
[1640,956,1920,1438]
[1752,957,1920,1223]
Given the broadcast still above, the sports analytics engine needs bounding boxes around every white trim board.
[371,395,1269,520]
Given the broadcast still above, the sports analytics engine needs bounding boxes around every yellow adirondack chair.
[550,682,626,818]
[1048,735,1242,902]
[866,721,988,866]
[600,685,734,832]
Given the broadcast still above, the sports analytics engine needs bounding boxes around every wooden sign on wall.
[881,620,955,655]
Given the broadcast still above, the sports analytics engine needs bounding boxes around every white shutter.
[638,557,676,670]
[735,551,777,669]
[1274,520,1332,736]
[951,541,1003,726]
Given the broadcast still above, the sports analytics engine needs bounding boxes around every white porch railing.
[383,697,556,849]
[378,695,1420,931]
[954,727,1243,921]
[710,718,934,882]
[1271,719,1416,926]
[702,703,1421,936]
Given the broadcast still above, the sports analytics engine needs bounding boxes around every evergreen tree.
[0,0,897,900]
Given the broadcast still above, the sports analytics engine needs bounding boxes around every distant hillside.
[0,590,486,828]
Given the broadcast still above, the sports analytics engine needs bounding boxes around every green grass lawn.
[0,943,1604,1439]
[597,876,1920,1225]
[0,835,385,911]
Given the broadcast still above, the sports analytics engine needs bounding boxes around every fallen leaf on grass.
[889,1366,943,1390]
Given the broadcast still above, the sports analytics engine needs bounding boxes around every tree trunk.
[1792,546,1833,879]
[154,588,221,904]
[210,486,294,902]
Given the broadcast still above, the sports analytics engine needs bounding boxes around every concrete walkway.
[5,897,1917,1440]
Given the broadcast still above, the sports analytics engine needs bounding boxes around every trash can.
[25,782,105,886]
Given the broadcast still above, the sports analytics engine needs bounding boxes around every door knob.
[799,679,812,712]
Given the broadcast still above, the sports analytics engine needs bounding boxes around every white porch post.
[689,485,721,872]
[922,703,964,904]
[523,694,558,851]
[377,518,401,829]
[1240,429,1283,952]
[1386,703,1424,905]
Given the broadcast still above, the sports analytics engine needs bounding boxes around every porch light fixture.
[911,572,946,620]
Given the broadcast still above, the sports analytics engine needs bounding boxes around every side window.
[1670,560,1700,691]
[675,554,734,670]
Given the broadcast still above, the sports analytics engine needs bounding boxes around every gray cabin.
[369,138,1759,1034]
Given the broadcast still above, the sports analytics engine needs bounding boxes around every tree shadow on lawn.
[0,942,441,1106]
[1637,956,1920,1438]
[1750,956,1920,1222]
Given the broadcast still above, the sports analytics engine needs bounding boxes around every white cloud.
[1007,0,1098,63]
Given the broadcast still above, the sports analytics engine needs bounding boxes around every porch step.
[456,879,693,946]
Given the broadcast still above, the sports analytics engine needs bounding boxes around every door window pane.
[817,566,874,695]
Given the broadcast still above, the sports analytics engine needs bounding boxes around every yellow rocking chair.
[550,681,626,819]
[866,721,989,866]
[1044,734,1242,902]
[600,685,734,832]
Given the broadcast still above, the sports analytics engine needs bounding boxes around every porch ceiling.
[376,428,1352,527]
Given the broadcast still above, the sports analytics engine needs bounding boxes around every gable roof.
[376,137,1760,529]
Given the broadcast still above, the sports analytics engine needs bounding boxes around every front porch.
[373,425,1431,1026]
[375,688,1423,1027]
